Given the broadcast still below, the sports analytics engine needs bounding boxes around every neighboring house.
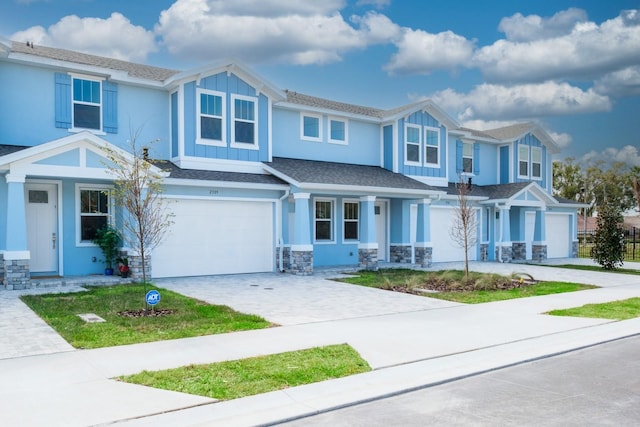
[0,40,583,289]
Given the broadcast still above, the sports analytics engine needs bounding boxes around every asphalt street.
[279,335,640,426]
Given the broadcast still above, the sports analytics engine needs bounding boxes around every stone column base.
[128,253,151,281]
[571,241,579,258]
[415,246,432,268]
[495,245,512,263]
[276,247,291,272]
[532,244,547,262]
[390,245,412,263]
[3,257,31,290]
[291,250,313,275]
[512,242,526,261]
[480,243,489,261]
[358,248,378,271]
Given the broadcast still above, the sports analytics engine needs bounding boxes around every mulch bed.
[388,278,535,294]
[118,309,176,318]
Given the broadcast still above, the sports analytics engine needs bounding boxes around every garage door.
[545,214,570,258]
[430,207,478,263]
[152,199,274,278]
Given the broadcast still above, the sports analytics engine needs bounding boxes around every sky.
[2,0,640,165]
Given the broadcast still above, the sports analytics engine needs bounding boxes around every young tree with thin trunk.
[103,128,174,287]
[450,175,478,280]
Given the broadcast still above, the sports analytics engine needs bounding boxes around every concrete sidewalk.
[1,260,639,426]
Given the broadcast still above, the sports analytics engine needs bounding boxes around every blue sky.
[3,0,639,163]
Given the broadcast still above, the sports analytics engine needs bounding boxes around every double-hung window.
[197,89,225,146]
[531,147,542,179]
[329,118,348,145]
[518,145,529,178]
[72,77,102,130]
[78,186,110,243]
[231,95,257,147]
[315,199,334,242]
[424,127,440,166]
[463,142,474,173]
[301,113,322,142]
[343,201,359,241]
[405,124,421,164]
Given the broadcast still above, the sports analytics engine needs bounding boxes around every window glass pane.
[344,202,358,220]
[316,221,331,240]
[407,127,420,143]
[201,94,222,116]
[201,116,222,140]
[519,161,528,176]
[316,201,332,219]
[532,148,541,162]
[81,216,107,241]
[344,222,358,240]
[235,99,254,120]
[74,104,100,129]
[463,142,473,156]
[426,129,438,146]
[519,146,529,160]
[532,163,541,177]
[463,157,473,173]
[426,146,438,164]
[235,121,254,144]
[29,190,48,204]
[304,116,319,138]
[330,120,345,141]
[406,144,419,162]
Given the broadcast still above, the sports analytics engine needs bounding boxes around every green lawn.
[339,269,597,304]
[550,264,640,275]
[118,344,371,400]
[20,284,272,348]
[548,298,640,320]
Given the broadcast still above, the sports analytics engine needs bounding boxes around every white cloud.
[594,66,640,96]
[356,0,391,9]
[581,145,640,167]
[431,81,611,122]
[11,12,157,62]
[155,0,380,65]
[498,8,588,42]
[383,28,474,75]
[549,131,573,149]
[474,9,640,83]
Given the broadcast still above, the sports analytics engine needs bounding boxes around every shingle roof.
[457,127,499,140]
[482,123,534,140]
[10,41,179,82]
[443,181,531,199]
[153,160,287,185]
[284,90,386,118]
[0,144,30,157]
[264,157,440,192]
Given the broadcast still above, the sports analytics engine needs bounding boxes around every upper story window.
[301,113,322,142]
[77,185,111,244]
[518,145,529,178]
[463,142,474,173]
[314,199,334,242]
[405,124,421,165]
[425,127,440,166]
[231,95,257,148]
[531,147,542,179]
[197,89,226,146]
[73,77,102,130]
[329,118,348,145]
[343,200,359,241]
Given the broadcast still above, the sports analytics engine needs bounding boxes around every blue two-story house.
[0,40,582,289]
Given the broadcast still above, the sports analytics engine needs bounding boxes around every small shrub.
[591,202,625,270]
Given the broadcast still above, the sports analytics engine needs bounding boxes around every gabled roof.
[264,157,444,196]
[7,41,179,82]
[482,122,560,153]
[156,160,287,186]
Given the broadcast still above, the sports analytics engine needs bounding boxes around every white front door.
[25,183,58,273]
[525,211,536,259]
[375,201,387,261]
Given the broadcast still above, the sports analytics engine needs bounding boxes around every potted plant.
[117,256,130,278]
[92,226,120,275]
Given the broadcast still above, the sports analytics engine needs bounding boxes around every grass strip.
[118,344,371,400]
[20,284,271,349]
[548,297,640,320]
[549,264,640,275]
[428,282,597,304]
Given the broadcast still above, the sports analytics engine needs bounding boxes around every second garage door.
[430,207,478,263]
[545,213,570,258]
[152,198,274,278]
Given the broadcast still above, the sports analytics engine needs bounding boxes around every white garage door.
[430,207,478,263]
[152,199,274,278]
[546,214,570,258]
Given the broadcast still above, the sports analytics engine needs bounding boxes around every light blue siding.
[171,91,178,157]
[35,149,80,166]
[398,111,446,178]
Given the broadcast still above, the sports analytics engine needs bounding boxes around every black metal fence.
[577,225,640,260]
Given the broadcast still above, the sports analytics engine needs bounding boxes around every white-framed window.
[343,200,359,241]
[76,184,112,245]
[231,94,257,149]
[463,142,474,173]
[405,124,421,165]
[531,146,542,179]
[301,113,322,142]
[329,117,348,145]
[518,144,529,178]
[424,126,440,166]
[314,198,335,242]
[196,88,226,146]
[72,75,102,131]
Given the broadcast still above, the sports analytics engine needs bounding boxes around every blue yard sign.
[145,289,161,306]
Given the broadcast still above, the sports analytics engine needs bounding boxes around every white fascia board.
[21,163,114,180]
[298,183,446,198]
[173,156,267,174]
[275,103,381,123]
[261,165,302,187]
[163,177,289,191]
[382,101,459,129]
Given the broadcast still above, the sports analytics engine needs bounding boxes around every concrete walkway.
[1,260,639,426]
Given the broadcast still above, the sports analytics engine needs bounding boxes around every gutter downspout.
[278,189,290,272]
[496,203,503,262]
